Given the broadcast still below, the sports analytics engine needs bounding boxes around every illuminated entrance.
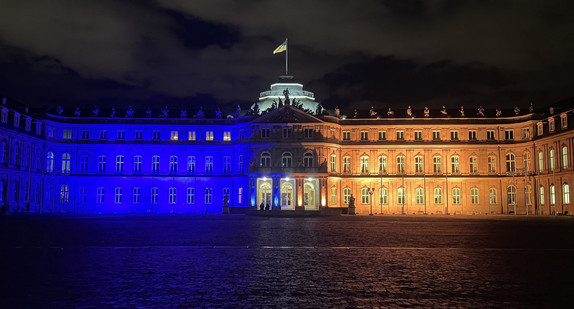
[303,182,316,209]
[280,178,295,210]
[259,182,272,208]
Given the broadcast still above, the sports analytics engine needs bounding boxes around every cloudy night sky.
[0,0,573,114]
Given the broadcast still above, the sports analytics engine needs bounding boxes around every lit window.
[330,154,336,172]
[434,188,442,204]
[416,188,424,204]
[396,155,405,174]
[451,156,460,173]
[360,155,369,173]
[562,146,569,169]
[469,156,478,174]
[378,155,387,173]
[170,131,178,141]
[343,156,351,173]
[549,149,555,171]
[379,187,388,204]
[331,187,337,205]
[539,186,545,205]
[61,153,71,173]
[538,152,544,173]
[549,119,555,132]
[115,187,122,204]
[433,156,441,174]
[187,187,195,204]
[489,188,497,204]
[343,188,351,204]
[507,186,516,205]
[414,156,423,173]
[238,187,243,204]
[564,184,570,204]
[452,188,461,204]
[488,156,496,174]
[188,131,196,141]
[397,187,405,205]
[63,129,72,140]
[223,131,231,141]
[206,131,214,141]
[471,188,479,204]
[550,184,556,205]
[361,187,370,204]
[60,185,69,203]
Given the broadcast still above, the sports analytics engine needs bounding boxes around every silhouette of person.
[259,202,265,211]
[265,203,270,211]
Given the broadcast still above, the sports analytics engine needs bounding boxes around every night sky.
[0,0,573,114]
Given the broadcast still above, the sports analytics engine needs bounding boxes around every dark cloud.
[0,0,572,110]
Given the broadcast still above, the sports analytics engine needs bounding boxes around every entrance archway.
[303,183,315,209]
[258,182,272,209]
[281,183,293,209]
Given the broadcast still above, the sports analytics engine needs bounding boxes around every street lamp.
[369,187,374,215]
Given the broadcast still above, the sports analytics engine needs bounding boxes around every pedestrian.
[259,202,265,211]
[265,203,270,211]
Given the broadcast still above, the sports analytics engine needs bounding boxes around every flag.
[273,39,287,54]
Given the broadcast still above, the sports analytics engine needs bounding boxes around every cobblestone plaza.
[1,215,573,308]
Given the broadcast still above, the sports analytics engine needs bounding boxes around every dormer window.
[25,117,31,131]
[549,118,555,132]
[561,114,568,129]
[14,112,20,128]
[537,122,544,136]
[1,108,7,123]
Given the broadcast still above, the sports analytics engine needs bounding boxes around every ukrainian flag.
[273,39,287,54]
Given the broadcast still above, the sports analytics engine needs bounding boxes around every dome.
[251,76,322,114]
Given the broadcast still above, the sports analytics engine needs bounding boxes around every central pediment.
[252,105,323,123]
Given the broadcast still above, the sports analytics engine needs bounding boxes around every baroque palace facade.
[1,79,573,215]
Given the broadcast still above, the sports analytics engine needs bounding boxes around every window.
[397,187,405,205]
[115,155,124,172]
[487,156,496,174]
[153,131,160,140]
[304,128,314,138]
[133,187,140,204]
[170,131,178,141]
[79,187,87,204]
[223,131,231,141]
[505,153,515,173]
[205,131,214,141]
[61,153,71,173]
[152,155,160,172]
[538,152,544,173]
[433,156,441,174]
[523,152,531,173]
[98,155,106,172]
[396,131,404,141]
[187,156,196,172]
[238,155,244,172]
[117,130,125,140]
[1,108,6,123]
[35,122,42,135]
[46,152,54,172]
[169,156,178,173]
[331,187,337,205]
[151,187,158,204]
[238,187,243,204]
[260,152,271,167]
[330,154,336,172]
[0,142,6,164]
[469,156,478,174]
[490,188,497,204]
[14,113,20,128]
[450,131,458,141]
[361,187,370,204]
[468,130,477,141]
[60,185,69,203]
[205,187,212,204]
[99,130,107,140]
[564,184,570,204]
[416,188,424,204]
[25,118,31,131]
[451,156,460,174]
[342,131,351,141]
[507,186,516,205]
[282,152,292,168]
[187,187,195,204]
[549,149,555,172]
[380,187,388,204]
[303,152,313,167]
[525,184,532,205]
[169,187,177,204]
[504,129,514,140]
[549,119,555,132]
[396,155,405,174]
[133,155,142,172]
[550,184,556,205]
[539,186,545,205]
[205,156,213,172]
[63,129,72,140]
[414,156,424,173]
[561,114,568,128]
[487,130,495,140]
[47,127,54,138]
[283,127,292,138]
[114,187,122,204]
[80,155,88,173]
[135,131,143,140]
[378,155,387,173]
[414,131,423,141]
[471,188,479,204]
[343,188,351,204]
[97,187,104,204]
[522,128,530,139]
[223,156,231,173]
[188,131,196,141]
[81,130,90,140]
[537,122,544,136]
[260,128,270,138]
[343,156,351,173]
[360,155,369,173]
[562,146,569,169]
[432,130,440,140]
[378,131,386,140]
[434,188,443,204]
[452,188,461,204]
[360,131,368,141]
[330,129,336,139]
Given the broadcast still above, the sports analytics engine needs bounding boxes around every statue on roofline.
[477,106,484,117]
[335,106,340,118]
[233,105,241,118]
[126,106,134,117]
[160,106,169,118]
[441,106,447,116]
[196,106,205,118]
[110,107,116,118]
[370,106,377,117]
[424,106,430,117]
[387,108,394,117]
[459,106,465,117]
[514,106,520,116]
[145,108,152,118]
[496,108,502,117]
[56,106,64,115]
[74,107,81,117]
[180,109,187,118]
[529,102,534,113]
[406,106,413,117]
[353,109,358,118]
[283,88,290,105]
[92,105,99,116]
[215,108,222,119]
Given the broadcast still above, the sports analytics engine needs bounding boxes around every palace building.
[1,77,573,215]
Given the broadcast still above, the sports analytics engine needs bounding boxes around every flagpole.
[285,38,288,75]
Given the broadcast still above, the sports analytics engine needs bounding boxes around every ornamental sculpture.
[424,106,430,117]
[477,106,484,117]
[74,107,81,117]
[126,106,134,117]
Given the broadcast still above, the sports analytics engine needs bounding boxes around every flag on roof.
[273,39,287,54]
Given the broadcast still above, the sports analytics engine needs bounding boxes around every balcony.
[249,165,327,174]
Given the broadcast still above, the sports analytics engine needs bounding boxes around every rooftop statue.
[424,106,430,117]
[477,106,485,117]
[126,106,134,117]
[215,108,222,119]
[145,108,152,118]
[549,107,554,114]
[353,109,358,118]
[387,108,394,117]
[180,109,187,118]
[74,107,81,117]
[251,102,260,115]
[514,106,520,116]
[460,106,465,117]
[406,106,413,117]
[316,104,323,116]
[56,106,64,115]
[529,102,534,113]
[496,108,502,117]
[92,105,99,116]
[233,105,241,118]
[161,106,169,118]
[110,107,116,118]
[196,106,205,118]
[271,101,277,110]
[335,106,340,118]
[283,88,290,105]
[370,106,377,117]
[441,106,448,115]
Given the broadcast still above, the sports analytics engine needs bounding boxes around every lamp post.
[369,187,374,215]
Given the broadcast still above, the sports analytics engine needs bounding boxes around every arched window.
[115,155,124,172]
[507,185,516,205]
[360,155,369,173]
[260,152,271,167]
[60,185,69,203]
[414,156,424,173]
[169,156,178,173]
[330,154,336,172]
[282,152,292,168]
[523,152,531,173]
[378,155,387,173]
[488,156,496,174]
[489,188,497,204]
[61,153,71,173]
[525,184,532,205]
[133,155,142,172]
[152,155,160,172]
[343,188,351,204]
[361,187,370,204]
[396,155,405,174]
[550,184,556,205]
[303,152,314,167]
[563,183,571,204]
[549,148,555,171]
[169,187,177,204]
[562,146,569,169]
[343,156,351,173]
[539,186,545,205]
[415,187,424,204]
[46,152,54,173]
[379,187,388,204]
[451,155,460,174]
[471,188,479,204]
[114,187,122,204]
[434,187,442,204]
[538,151,544,173]
[452,188,461,204]
[469,156,478,174]
[433,156,441,174]
[505,153,515,173]
[97,187,104,204]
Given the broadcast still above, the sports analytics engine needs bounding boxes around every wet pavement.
[1,214,573,308]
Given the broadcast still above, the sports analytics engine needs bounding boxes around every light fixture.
[262,177,267,181]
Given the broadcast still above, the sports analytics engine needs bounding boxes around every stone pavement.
[0,215,573,308]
